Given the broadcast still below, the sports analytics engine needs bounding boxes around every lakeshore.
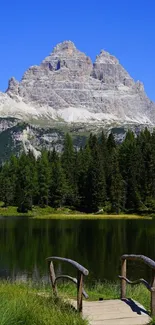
[0,281,153,325]
[0,205,152,219]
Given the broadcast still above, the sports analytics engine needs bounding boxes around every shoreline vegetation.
[0,282,87,325]
[1,130,155,217]
[0,281,153,325]
[0,204,152,219]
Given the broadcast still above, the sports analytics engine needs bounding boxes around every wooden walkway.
[71,299,151,325]
[47,255,155,325]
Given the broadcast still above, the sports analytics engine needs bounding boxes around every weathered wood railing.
[119,254,155,316]
[46,256,89,313]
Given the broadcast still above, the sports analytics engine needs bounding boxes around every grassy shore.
[42,281,150,310]
[0,204,152,219]
[30,281,154,324]
[0,282,87,325]
[0,281,153,324]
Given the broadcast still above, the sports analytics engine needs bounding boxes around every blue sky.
[0,0,155,100]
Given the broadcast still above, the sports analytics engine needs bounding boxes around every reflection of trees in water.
[0,218,155,284]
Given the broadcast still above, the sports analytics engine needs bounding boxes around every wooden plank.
[70,299,151,325]
[91,318,150,325]
[121,254,155,271]
[151,271,155,316]
[77,271,83,313]
[46,256,89,275]
[49,261,57,296]
[121,259,126,298]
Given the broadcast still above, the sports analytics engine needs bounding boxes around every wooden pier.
[70,298,151,324]
[46,255,154,325]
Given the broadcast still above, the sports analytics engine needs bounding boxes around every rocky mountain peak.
[41,40,92,74]
[6,77,19,101]
[92,49,134,87]
[2,40,155,126]
[95,50,119,64]
[52,40,77,54]
[7,77,19,93]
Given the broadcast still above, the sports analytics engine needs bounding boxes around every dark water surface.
[0,217,154,285]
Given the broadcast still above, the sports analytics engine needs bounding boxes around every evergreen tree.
[8,155,18,205]
[106,132,116,199]
[49,150,66,208]
[99,131,107,170]
[119,130,142,211]
[16,153,34,212]
[37,151,50,207]
[110,149,124,213]
[149,131,155,199]
[27,150,38,204]
[85,135,106,212]
[61,133,77,206]
[74,145,92,210]
[0,128,155,215]
[107,132,116,152]
[0,162,14,206]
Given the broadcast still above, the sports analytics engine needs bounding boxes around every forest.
[0,128,155,214]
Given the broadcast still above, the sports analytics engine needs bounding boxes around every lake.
[0,217,154,285]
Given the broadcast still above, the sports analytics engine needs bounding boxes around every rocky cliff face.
[0,40,154,161]
[0,40,154,126]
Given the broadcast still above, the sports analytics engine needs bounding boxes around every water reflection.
[0,218,154,284]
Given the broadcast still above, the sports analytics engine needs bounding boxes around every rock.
[0,40,153,126]
[91,49,134,87]
[6,77,19,101]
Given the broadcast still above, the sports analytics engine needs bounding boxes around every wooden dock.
[46,255,155,325]
[71,299,151,325]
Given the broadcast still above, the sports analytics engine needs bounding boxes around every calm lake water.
[0,217,154,285]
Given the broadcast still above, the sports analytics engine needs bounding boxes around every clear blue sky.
[0,0,155,100]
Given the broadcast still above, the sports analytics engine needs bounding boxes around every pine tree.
[85,135,106,212]
[99,131,107,170]
[61,133,77,206]
[150,131,155,200]
[37,151,50,207]
[27,150,38,204]
[49,150,66,208]
[106,132,116,199]
[74,145,91,210]
[16,153,34,212]
[119,130,142,212]
[8,155,18,205]
[110,149,124,213]
[107,132,116,152]
[0,162,14,206]
[136,129,155,211]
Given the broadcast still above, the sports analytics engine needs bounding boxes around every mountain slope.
[0,40,154,161]
[0,40,154,126]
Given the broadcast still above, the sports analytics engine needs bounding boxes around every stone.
[0,40,154,126]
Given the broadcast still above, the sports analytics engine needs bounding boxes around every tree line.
[0,128,155,214]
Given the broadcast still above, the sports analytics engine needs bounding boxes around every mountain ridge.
[0,40,154,162]
[0,40,154,126]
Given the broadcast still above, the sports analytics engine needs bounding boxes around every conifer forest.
[0,128,155,214]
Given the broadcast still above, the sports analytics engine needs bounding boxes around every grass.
[0,281,87,325]
[0,281,154,324]
[44,281,150,308]
[0,203,151,219]
[40,281,153,323]
[34,213,151,220]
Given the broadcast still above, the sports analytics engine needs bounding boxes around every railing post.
[49,261,58,296]
[121,258,126,299]
[151,272,155,316]
[77,271,83,313]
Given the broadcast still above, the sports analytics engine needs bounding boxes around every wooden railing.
[46,256,89,313]
[119,254,155,316]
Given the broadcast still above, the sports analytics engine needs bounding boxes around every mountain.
[0,40,154,161]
